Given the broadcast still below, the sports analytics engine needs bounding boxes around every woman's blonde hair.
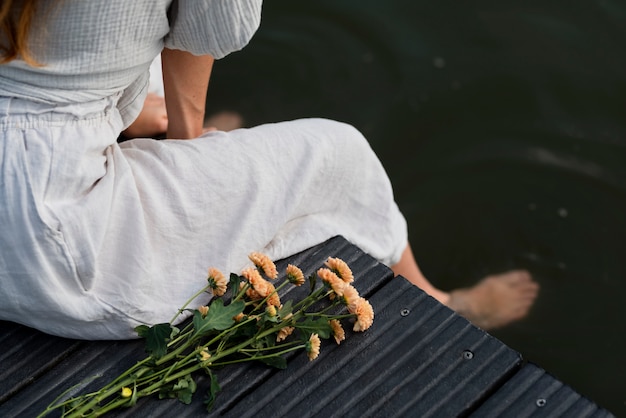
[0,0,40,66]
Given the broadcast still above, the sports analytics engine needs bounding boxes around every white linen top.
[0,0,262,127]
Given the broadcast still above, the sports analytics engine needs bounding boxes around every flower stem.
[169,285,210,324]
[212,344,306,366]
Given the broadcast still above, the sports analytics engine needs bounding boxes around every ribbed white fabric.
[0,0,262,127]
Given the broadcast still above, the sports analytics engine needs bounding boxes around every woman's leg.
[121,93,169,138]
[392,243,539,330]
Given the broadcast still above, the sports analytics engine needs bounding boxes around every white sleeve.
[164,0,262,59]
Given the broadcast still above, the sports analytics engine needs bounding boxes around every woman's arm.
[161,48,214,139]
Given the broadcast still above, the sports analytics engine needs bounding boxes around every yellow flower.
[325,257,354,283]
[306,333,321,361]
[286,264,305,286]
[121,387,132,398]
[207,267,227,297]
[352,297,374,332]
[198,347,212,364]
[329,319,345,345]
[248,252,278,280]
[266,305,277,317]
[197,305,209,317]
[276,326,295,342]
[317,268,345,296]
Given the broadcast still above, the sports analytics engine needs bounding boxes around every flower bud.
[198,305,209,317]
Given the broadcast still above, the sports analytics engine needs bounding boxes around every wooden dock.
[0,236,614,417]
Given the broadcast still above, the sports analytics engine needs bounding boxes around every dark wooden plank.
[0,236,393,417]
[0,236,612,418]
[0,322,82,405]
[470,362,615,418]
[110,235,396,417]
[0,338,148,416]
[222,278,521,418]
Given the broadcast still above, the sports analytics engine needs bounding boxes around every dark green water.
[206,1,626,414]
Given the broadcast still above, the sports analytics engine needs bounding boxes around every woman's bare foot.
[203,110,244,132]
[391,245,539,330]
[122,93,168,138]
[447,270,539,330]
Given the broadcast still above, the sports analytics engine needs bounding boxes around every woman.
[0,0,537,339]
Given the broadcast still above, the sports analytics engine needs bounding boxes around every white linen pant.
[0,96,407,339]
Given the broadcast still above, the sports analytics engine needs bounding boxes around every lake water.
[206,1,626,415]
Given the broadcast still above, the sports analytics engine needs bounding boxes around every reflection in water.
[207,1,626,414]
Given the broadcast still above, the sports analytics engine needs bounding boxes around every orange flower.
[307,333,321,361]
[342,285,360,313]
[286,264,305,286]
[265,282,281,307]
[207,267,227,297]
[352,298,374,332]
[248,252,278,280]
[317,268,345,296]
[329,319,345,345]
[243,267,281,306]
[233,312,245,322]
[325,257,354,283]
[242,267,269,296]
[246,287,263,301]
[276,326,295,342]
[197,305,209,317]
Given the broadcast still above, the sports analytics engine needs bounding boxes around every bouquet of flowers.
[40,253,374,417]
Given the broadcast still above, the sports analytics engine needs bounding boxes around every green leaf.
[252,334,273,350]
[157,375,197,404]
[172,375,197,405]
[232,319,257,339]
[262,312,280,323]
[204,371,221,412]
[252,339,263,350]
[277,300,293,320]
[170,326,181,339]
[193,299,245,336]
[308,273,317,293]
[297,317,332,339]
[158,382,176,400]
[229,273,241,302]
[258,355,287,369]
[135,323,174,359]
